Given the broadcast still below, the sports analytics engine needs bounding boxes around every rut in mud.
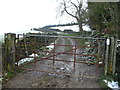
[3,37,103,88]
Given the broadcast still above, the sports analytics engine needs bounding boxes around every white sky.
[0,0,89,35]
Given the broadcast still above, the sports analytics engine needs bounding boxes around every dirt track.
[3,38,103,88]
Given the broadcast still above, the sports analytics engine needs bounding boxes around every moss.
[7,72,14,79]
[3,71,15,83]
[99,75,108,88]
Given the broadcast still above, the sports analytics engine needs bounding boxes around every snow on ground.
[17,53,39,66]
[46,43,54,51]
[117,44,120,47]
[17,40,57,65]
[99,62,102,64]
[0,74,2,82]
[29,53,39,57]
[17,58,33,66]
[17,42,55,65]
[103,80,120,89]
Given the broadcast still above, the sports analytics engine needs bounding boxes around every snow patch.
[0,77,3,82]
[46,43,54,51]
[99,62,102,64]
[61,67,65,70]
[29,53,39,57]
[85,42,90,45]
[17,53,39,66]
[87,44,90,47]
[103,80,120,89]
[17,58,33,66]
[46,53,49,55]
[117,44,120,47]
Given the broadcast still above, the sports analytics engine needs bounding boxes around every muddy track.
[67,38,102,88]
[3,38,102,88]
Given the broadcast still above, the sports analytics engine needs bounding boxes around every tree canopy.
[88,2,119,37]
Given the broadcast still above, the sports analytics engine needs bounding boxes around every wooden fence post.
[3,33,16,72]
[112,36,117,75]
[104,36,117,75]
[107,36,117,75]
[108,37,114,74]
[104,37,110,75]
[0,38,2,76]
[23,33,28,56]
[97,40,101,64]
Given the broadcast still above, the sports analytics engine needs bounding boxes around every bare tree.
[57,0,88,33]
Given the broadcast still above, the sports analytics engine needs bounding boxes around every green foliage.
[99,74,118,88]
[88,2,118,36]
[7,72,14,79]
[3,71,15,83]
[76,38,87,46]
[3,68,26,83]
[99,76,108,88]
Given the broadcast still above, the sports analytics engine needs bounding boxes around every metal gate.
[15,34,106,79]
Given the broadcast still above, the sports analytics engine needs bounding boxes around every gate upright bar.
[74,40,77,71]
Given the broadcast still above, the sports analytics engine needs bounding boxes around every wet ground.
[3,37,103,88]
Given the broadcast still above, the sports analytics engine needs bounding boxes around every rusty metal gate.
[15,34,106,79]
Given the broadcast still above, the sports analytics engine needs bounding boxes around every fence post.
[3,33,16,72]
[106,36,117,75]
[104,36,117,75]
[112,36,117,75]
[0,37,2,78]
[16,34,20,66]
[97,40,101,64]
[104,37,110,75]
[108,37,114,74]
[23,33,28,56]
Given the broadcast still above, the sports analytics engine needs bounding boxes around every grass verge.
[99,74,118,88]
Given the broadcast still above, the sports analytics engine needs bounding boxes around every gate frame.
[15,34,107,78]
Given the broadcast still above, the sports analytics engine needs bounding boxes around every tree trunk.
[77,18,83,36]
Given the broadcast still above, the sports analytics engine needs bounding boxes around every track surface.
[3,38,103,88]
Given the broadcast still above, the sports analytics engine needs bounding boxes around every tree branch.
[69,0,79,11]
[63,0,78,19]
[64,7,78,19]
[77,0,80,5]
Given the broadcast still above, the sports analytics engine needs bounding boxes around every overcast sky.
[0,0,89,35]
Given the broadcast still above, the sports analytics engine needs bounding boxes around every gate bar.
[17,49,97,57]
[17,57,100,68]
[23,34,106,40]
[17,42,98,48]
[17,67,99,79]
